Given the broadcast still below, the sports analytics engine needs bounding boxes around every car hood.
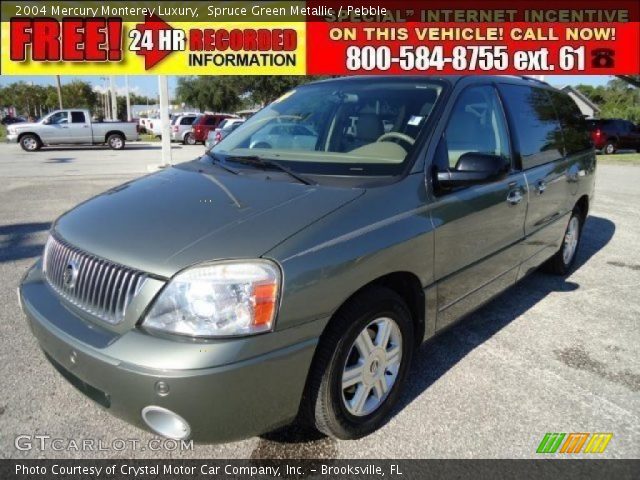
[53,163,364,278]
[9,121,39,130]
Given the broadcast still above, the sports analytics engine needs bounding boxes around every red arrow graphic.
[133,14,175,70]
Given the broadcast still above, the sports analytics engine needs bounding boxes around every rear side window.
[443,85,512,170]
[71,111,85,123]
[204,116,218,126]
[547,91,592,155]
[180,116,196,125]
[499,84,563,169]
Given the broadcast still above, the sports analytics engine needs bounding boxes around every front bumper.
[6,133,18,142]
[19,261,321,443]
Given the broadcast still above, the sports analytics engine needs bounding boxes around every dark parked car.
[192,113,235,144]
[19,76,595,443]
[1,115,26,125]
[587,118,640,154]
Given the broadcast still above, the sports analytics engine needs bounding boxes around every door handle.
[535,181,547,194]
[82,125,89,128]
[61,126,69,129]
[507,189,524,205]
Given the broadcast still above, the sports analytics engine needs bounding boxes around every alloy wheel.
[563,216,580,265]
[23,137,38,150]
[341,317,402,417]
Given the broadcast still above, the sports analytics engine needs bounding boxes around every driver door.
[40,111,69,143]
[431,85,528,331]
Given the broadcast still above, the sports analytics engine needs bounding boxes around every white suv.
[171,114,200,144]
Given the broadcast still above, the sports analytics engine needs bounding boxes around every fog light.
[155,381,170,396]
[141,406,190,440]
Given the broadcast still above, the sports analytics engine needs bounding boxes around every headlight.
[143,260,281,337]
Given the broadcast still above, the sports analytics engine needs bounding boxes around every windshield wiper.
[205,151,241,175]
[225,155,317,186]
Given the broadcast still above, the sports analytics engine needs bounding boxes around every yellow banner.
[0,1,306,75]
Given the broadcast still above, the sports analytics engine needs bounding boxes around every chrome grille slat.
[117,270,130,314]
[43,236,147,325]
[83,257,95,305]
[93,262,105,309]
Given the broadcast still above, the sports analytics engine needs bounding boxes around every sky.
[0,75,613,99]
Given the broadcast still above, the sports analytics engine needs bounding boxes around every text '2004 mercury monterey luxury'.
[19,76,595,442]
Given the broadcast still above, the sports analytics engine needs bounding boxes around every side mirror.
[42,118,50,125]
[435,152,507,189]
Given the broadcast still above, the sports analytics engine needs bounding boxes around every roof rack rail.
[519,75,551,86]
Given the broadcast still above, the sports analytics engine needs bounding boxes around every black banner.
[2,459,639,480]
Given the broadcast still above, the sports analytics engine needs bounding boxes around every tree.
[176,76,242,112]
[576,78,640,123]
[0,80,99,118]
[116,93,155,120]
[236,76,330,106]
[616,75,640,88]
[60,81,98,110]
[175,75,328,113]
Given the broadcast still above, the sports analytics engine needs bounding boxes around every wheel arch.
[575,194,589,225]
[17,131,42,143]
[324,271,426,351]
[104,130,125,142]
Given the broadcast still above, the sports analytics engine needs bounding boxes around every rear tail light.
[595,129,602,138]
[172,126,178,132]
[149,122,153,129]
[215,131,222,141]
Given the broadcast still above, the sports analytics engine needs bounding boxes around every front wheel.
[107,133,125,150]
[543,208,583,275]
[304,286,414,439]
[603,141,616,155]
[20,134,42,152]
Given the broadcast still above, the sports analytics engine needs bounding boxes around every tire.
[303,286,414,440]
[183,133,196,145]
[107,133,125,150]
[19,134,42,152]
[543,207,583,275]
[603,141,616,155]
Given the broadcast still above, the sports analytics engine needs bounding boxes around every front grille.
[43,235,146,325]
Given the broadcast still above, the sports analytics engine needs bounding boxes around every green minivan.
[19,75,595,442]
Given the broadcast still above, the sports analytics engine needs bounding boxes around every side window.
[180,117,195,125]
[547,91,591,155]
[204,117,217,126]
[71,111,86,123]
[499,85,563,169]
[48,111,68,125]
[444,86,511,169]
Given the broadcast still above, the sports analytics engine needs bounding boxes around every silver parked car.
[170,114,200,144]
[205,118,245,149]
[249,123,317,150]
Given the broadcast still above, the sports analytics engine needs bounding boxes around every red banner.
[306,1,640,75]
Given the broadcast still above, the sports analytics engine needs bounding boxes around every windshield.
[212,78,445,176]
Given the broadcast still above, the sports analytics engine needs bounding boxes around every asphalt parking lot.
[0,142,638,459]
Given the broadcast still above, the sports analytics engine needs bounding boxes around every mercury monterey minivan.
[19,76,595,442]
